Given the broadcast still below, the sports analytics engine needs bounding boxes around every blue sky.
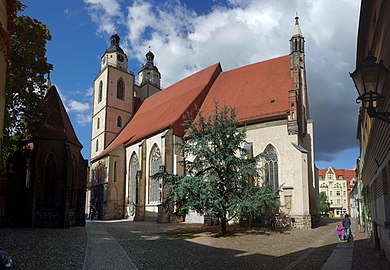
[23,0,361,169]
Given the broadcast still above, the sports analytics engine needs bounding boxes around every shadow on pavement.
[1,218,388,270]
[100,221,336,270]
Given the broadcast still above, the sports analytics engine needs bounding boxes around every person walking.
[342,213,352,241]
[336,224,344,241]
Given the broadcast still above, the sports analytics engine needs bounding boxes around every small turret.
[290,14,305,56]
[138,50,161,88]
[101,32,128,71]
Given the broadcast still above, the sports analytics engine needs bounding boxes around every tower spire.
[292,13,303,37]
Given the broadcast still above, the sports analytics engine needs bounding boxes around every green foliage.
[1,1,52,171]
[319,192,330,214]
[154,103,279,234]
[361,185,371,233]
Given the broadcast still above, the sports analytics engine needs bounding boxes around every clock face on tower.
[117,54,124,62]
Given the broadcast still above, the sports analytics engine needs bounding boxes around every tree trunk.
[220,211,227,235]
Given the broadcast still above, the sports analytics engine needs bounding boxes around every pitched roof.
[318,168,357,181]
[197,55,293,123]
[95,63,222,160]
[34,85,82,147]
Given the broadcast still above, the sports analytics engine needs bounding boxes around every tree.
[155,104,279,235]
[1,1,52,170]
[319,192,330,215]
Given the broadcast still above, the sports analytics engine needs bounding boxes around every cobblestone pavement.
[0,226,86,270]
[0,218,389,269]
[99,218,341,270]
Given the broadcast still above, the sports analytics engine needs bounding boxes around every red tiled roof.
[318,168,356,181]
[95,63,222,160]
[197,55,293,123]
[34,85,82,147]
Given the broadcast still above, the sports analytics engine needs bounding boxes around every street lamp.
[350,55,390,124]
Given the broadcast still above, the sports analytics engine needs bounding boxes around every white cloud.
[84,0,120,16]
[68,100,90,113]
[124,1,292,86]
[85,86,94,97]
[84,0,122,34]
[76,113,92,126]
[86,0,361,162]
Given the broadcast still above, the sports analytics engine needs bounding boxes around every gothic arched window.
[96,139,99,152]
[129,153,139,216]
[149,145,161,203]
[44,153,57,206]
[117,78,124,100]
[98,81,103,103]
[117,116,122,128]
[97,118,100,129]
[264,145,279,188]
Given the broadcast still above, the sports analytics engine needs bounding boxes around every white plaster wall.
[91,69,108,160]
[91,109,106,139]
[245,120,310,217]
[104,52,128,71]
[93,70,108,116]
[90,132,105,160]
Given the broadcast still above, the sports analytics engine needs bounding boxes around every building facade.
[88,17,319,228]
[6,86,87,227]
[353,0,390,261]
[318,167,356,217]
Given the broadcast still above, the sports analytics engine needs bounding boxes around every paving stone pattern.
[0,218,389,269]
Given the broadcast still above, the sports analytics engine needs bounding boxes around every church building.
[88,17,319,228]
[6,85,87,228]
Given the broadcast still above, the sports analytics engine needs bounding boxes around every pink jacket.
[336,226,344,235]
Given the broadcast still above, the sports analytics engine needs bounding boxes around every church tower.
[288,15,308,137]
[91,33,135,160]
[136,50,161,101]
